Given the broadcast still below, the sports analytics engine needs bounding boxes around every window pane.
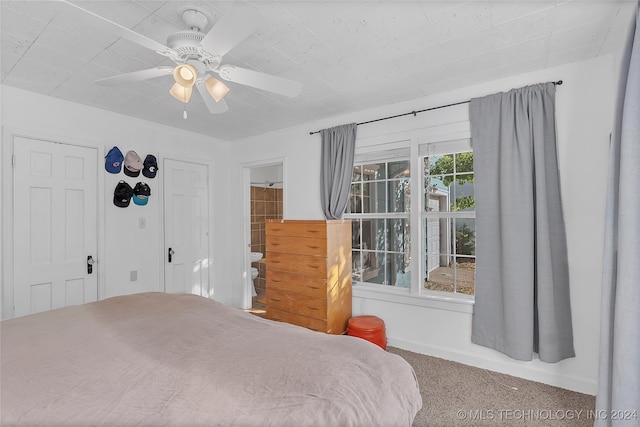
[455,219,475,256]
[393,267,411,287]
[426,178,451,213]
[390,252,411,288]
[455,152,474,173]
[389,218,410,254]
[453,178,474,211]
[362,163,386,180]
[424,252,454,293]
[362,252,386,284]
[428,154,453,176]
[352,165,362,182]
[348,183,362,213]
[362,181,387,213]
[388,160,410,178]
[454,259,475,295]
[352,250,363,282]
[424,217,448,271]
[388,179,410,212]
[361,219,386,251]
[351,219,361,248]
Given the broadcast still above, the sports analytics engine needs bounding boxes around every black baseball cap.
[142,154,158,178]
[113,181,134,207]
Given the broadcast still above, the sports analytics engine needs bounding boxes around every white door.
[13,137,98,317]
[163,159,210,296]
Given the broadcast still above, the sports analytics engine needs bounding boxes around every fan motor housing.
[167,30,204,57]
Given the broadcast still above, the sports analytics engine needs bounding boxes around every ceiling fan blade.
[196,81,230,114]
[199,3,263,57]
[218,65,302,97]
[94,67,174,86]
[57,0,169,53]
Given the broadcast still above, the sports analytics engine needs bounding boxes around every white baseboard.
[388,337,597,396]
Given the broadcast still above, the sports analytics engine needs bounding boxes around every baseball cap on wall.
[123,151,143,177]
[105,146,124,174]
[142,154,158,178]
[113,181,134,207]
[133,182,151,206]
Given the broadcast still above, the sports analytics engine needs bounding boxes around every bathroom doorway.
[242,160,285,313]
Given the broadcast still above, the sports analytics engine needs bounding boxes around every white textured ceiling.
[1,0,636,141]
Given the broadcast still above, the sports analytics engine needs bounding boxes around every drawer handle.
[271,243,281,246]
[306,245,320,249]
[271,260,282,264]
[308,286,320,290]
[307,265,319,269]
[271,279,282,283]
[306,229,320,233]
[270,297,282,302]
[271,228,282,232]
[306,305,319,311]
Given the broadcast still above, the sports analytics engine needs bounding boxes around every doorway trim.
[240,157,286,310]
[1,127,105,319]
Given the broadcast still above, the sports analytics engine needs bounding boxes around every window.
[346,138,475,298]
[347,159,411,287]
[423,146,475,296]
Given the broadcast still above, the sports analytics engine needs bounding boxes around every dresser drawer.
[266,252,327,276]
[267,308,328,333]
[267,270,327,299]
[266,288,327,320]
[267,236,326,256]
[266,222,327,239]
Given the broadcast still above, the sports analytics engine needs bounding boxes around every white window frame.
[348,125,475,313]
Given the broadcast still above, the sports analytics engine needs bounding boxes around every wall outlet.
[130,270,137,281]
[139,218,146,229]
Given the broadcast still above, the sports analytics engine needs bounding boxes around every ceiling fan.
[60,0,302,115]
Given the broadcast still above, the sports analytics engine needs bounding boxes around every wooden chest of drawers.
[265,220,352,334]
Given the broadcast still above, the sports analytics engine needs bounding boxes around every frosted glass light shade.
[173,64,197,87]
[170,83,192,103]
[204,77,230,102]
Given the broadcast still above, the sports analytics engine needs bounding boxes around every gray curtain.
[596,3,640,425]
[470,83,575,363]
[320,123,357,220]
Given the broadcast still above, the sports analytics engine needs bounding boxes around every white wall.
[0,86,233,312]
[228,55,616,394]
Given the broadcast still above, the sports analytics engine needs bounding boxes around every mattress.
[1,292,422,426]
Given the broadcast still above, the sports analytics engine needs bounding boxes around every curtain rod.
[309,80,563,136]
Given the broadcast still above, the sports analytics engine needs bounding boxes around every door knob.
[168,248,175,263]
[87,256,95,274]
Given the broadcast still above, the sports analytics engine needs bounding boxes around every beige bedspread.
[1,292,421,426]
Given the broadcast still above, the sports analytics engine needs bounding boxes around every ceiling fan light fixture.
[204,77,230,102]
[173,64,197,87]
[170,82,193,103]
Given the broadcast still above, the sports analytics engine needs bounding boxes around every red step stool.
[347,315,387,350]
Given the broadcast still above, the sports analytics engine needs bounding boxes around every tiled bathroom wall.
[250,186,283,296]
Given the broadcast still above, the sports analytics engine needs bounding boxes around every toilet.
[250,252,263,297]
[250,267,259,297]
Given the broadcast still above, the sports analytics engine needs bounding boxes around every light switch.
[139,218,146,229]
[130,271,137,281]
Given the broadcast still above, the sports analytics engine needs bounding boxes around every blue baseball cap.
[105,146,124,174]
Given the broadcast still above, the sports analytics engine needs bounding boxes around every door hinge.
[12,154,16,168]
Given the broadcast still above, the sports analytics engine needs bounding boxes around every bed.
[1,292,422,426]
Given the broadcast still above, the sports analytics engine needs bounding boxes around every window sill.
[352,283,474,314]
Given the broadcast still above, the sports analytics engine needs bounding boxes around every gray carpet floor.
[388,347,596,427]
